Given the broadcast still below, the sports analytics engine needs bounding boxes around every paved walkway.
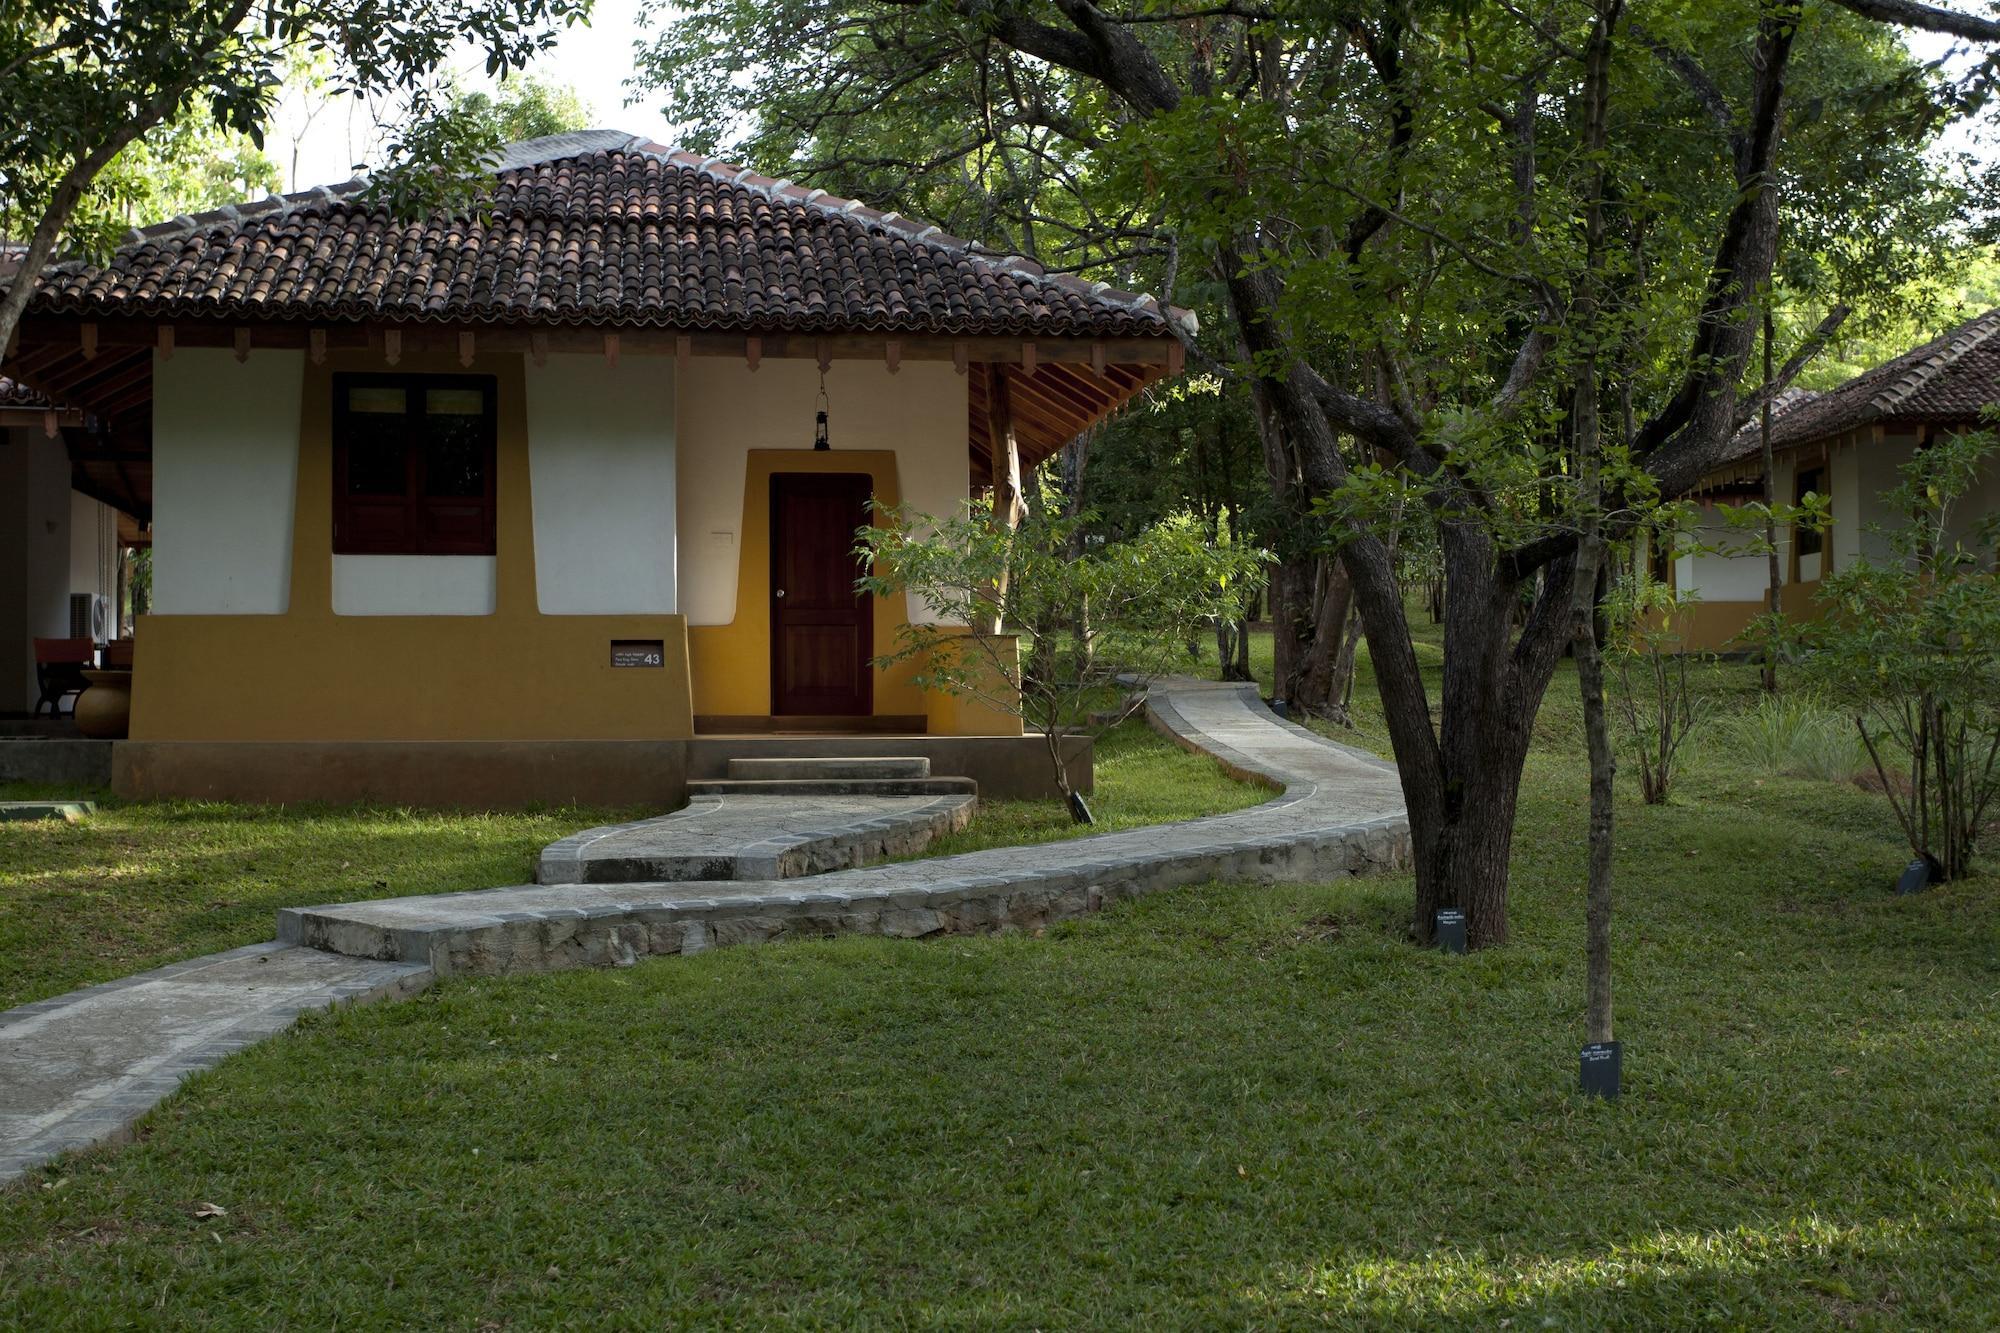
[537,792,975,883]
[0,679,1406,1186]
[0,945,429,1183]
[282,682,1409,975]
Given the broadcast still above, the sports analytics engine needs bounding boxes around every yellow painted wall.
[130,348,695,742]
[922,632,1026,738]
[1644,584,1828,655]
[686,448,932,719]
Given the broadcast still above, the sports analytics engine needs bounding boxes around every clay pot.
[74,669,132,740]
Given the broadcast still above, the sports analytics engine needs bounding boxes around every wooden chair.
[33,638,95,718]
[100,638,135,670]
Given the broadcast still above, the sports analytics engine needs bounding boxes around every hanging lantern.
[813,367,831,451]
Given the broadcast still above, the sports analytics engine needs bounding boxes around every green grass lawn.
[0,800,637,1010]
[905,719,1270,858]
[4,634,1997,1326]
[0,724,1257,1010]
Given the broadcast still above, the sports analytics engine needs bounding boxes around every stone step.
[687,776,976,798]
[536,792,977,885]
[726,755,931,781]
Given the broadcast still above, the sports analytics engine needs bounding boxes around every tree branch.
[1732,304,1850,429]
[1828,0,2000,41]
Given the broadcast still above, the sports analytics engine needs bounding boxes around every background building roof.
[1762,308,2000,452]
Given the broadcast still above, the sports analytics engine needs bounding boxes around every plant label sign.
[1580,1041,1622,1101]
[610,640,666,669]
[1435,908,1467,955]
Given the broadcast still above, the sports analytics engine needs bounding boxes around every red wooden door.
[770,473,874,716]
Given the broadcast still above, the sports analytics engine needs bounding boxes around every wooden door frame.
[769,471,875,717]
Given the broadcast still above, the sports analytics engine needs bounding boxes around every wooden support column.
[984,364,1025,635]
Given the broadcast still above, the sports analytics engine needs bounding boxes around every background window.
[1795,466,1826,558]
[332,374,498,555]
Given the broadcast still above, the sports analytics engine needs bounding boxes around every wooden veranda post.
[985,365,1025,635]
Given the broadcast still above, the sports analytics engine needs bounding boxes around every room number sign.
[610,640,666,668]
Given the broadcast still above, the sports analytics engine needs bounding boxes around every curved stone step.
[687,776,975,798]
[534,791,977,884]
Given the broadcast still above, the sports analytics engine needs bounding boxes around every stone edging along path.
[281,681,1411,975]
[0,679,1408,1186]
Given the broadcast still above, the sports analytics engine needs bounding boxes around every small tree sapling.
[859,502,1268,821]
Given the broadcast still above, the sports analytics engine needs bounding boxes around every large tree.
[640,0,1991,948]
[0,0,592,366]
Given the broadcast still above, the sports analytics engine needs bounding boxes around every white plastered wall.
[1950,447,2000,561]
[525,354,676,614]
[151,348,302,614]
[68,491,118,630]
[676,357,969,626]
[333,555,496,615]
[1678,501,1773,602]
[1855,432,1918,564]
[1830,438,1863,571]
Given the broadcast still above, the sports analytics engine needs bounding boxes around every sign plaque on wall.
[610,640,665,669]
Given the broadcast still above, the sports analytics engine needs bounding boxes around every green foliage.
[0,0,591,289]
[858,502,1268,802]
[1604,571,1714,805]
[454,75,594,144]
[1738,691,1872,783]
[1794,428,2000,879]
[0,798,638,1010]
[59,107,281,253]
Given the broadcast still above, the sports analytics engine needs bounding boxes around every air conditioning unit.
[67,592,109,642]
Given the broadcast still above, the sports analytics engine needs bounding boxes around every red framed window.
[332,373,498,556]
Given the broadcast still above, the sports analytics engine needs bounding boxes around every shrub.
[1793,427,2000,881]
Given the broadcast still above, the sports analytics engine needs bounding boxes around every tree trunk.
[1401,551,1561,948]
[1291,556,1353,712]
[1226,266,1573,950]
[1761,304,1781,693]
[1574,0,1621,1048]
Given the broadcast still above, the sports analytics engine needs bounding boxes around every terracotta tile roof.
[1761,308,2000,451]
[18,130,1181,341]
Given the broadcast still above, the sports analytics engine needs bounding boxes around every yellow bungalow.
[0,131,1188,805]
[1658,310,2000,652]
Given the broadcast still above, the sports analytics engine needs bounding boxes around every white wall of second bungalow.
[1673,427,2000,605]
[146,348,970,633]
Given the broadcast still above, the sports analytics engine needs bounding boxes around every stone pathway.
[0,679,1407,1186]
[0,945,429,1183]
[281,682,1409,976]
[537,792,975,884]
